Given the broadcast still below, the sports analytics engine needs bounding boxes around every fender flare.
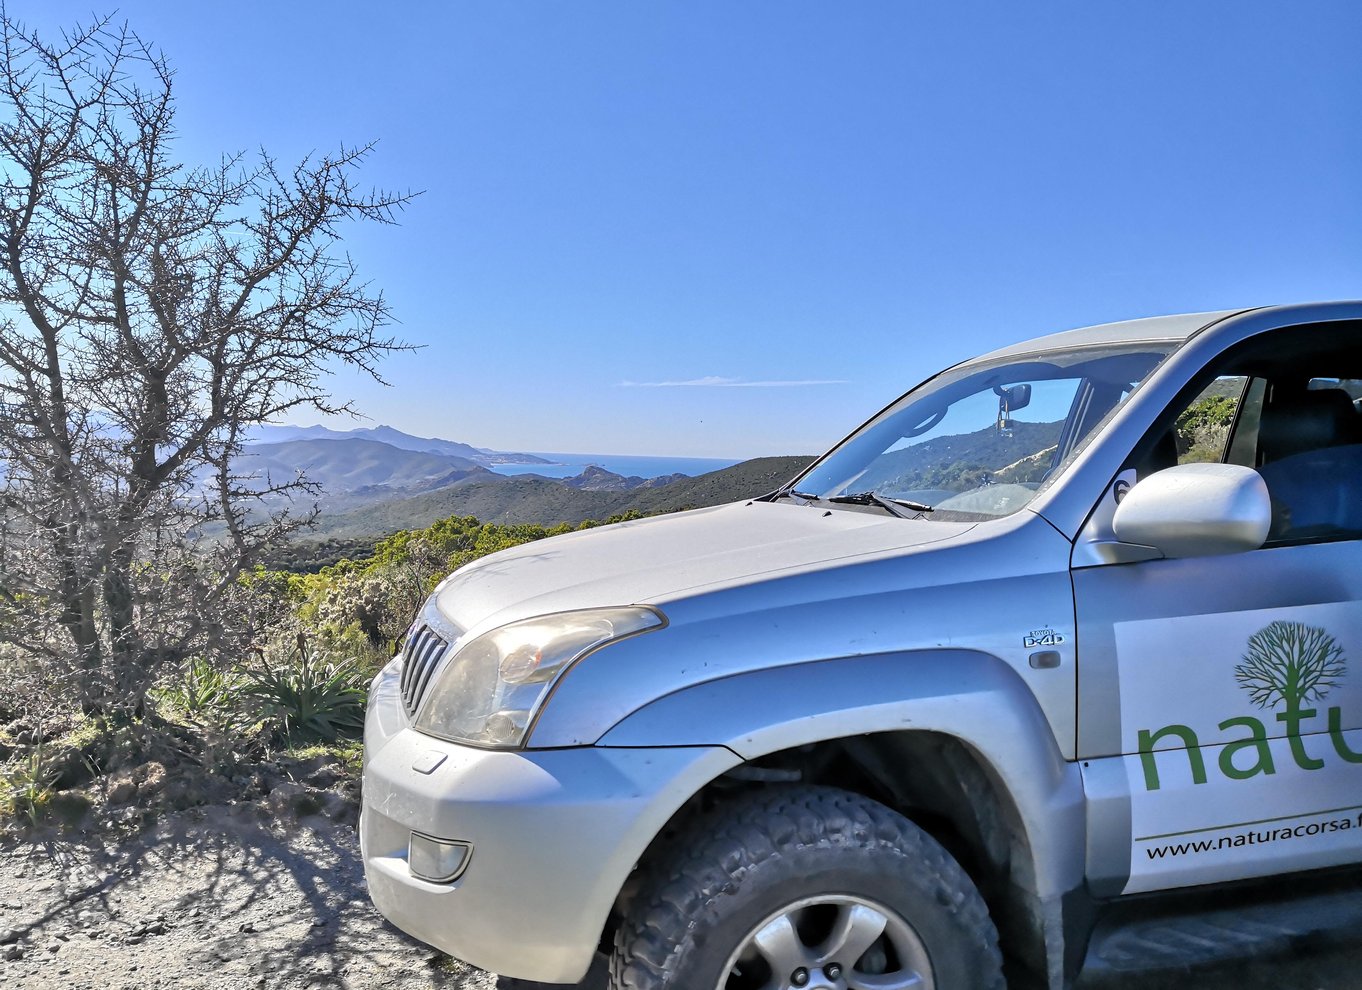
[598,648,1086,902]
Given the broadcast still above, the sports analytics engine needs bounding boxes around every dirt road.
[0,807,1356,990]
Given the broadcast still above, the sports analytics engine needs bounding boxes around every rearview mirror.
[1112,463,1270,558]
[994,383,1032,412]
[994,384,1032,435]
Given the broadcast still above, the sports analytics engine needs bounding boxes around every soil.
[0,803,494,990]
[0,801,1357,990]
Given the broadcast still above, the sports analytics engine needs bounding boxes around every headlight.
[412,606,665,748]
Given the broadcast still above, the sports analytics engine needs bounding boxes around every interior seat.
[1255,387,1362,540]
[1257,444,1362,540]
[1256,387,1362,466]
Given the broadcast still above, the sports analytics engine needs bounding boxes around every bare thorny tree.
[0,11,412,719]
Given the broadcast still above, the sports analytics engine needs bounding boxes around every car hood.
[433,500,975,635]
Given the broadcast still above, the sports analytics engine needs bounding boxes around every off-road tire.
[610,785,1005,990]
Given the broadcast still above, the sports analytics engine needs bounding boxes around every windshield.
[791,342,1178,521]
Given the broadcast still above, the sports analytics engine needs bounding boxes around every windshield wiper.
[770,487,821,502]
[827,490,933,517]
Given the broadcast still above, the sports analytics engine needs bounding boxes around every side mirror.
[1113,463,1270,558]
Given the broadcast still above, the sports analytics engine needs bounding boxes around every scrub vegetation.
[0,506,642,830]
[1174,391,1240,463]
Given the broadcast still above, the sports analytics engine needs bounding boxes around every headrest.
[1258,388,1362,465]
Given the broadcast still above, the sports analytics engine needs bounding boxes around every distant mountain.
[243,424,550,466]
[233,438,494,497]
[559,465,687,492]
[310,456,815,535]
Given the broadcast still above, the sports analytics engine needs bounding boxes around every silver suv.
[361,303,1362,989]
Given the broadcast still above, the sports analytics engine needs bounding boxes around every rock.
[0,928,17,944]
[320,791,358,826]
[50,789,94,826]
[1,943,21,961]
[106,768,138,805]
[265,781,307,817]
[139,761,167,795]
[302,763,342,789]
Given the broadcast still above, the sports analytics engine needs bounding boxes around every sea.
[489,452,741,481]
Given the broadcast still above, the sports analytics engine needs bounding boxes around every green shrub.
[241,636,367,745]
[0,742,57,826]
[1175,394,1239,463]
[159,657,244,719]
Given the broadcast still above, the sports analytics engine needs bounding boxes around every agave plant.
[161,657,243,718]
[241,634,368,745]
[0,739,57,827]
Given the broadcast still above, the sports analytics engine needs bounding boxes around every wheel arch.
[598,649,1084,988]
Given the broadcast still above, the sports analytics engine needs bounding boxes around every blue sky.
[22,2,1362,457]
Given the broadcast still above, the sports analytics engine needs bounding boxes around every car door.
[1073,323,1362,897]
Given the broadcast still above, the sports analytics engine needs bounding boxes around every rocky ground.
[0,805,494,990]
[0,764,1357,990]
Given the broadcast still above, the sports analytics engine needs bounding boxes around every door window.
[1127,326,1362,544]
[1173,376,1247,466]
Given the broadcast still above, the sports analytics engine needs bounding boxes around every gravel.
[0,804,494,990]
[0,802,1357,990]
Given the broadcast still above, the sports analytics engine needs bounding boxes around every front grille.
[399,626,450,718]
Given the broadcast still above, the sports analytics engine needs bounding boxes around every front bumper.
[361,665,738,983]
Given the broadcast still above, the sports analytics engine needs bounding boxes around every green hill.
[310,455,815,536]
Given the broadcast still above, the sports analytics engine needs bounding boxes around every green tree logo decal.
[1138,619,1357,791]
[1235,621,1346,713]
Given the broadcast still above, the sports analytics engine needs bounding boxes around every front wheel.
[610,786,1004,990]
